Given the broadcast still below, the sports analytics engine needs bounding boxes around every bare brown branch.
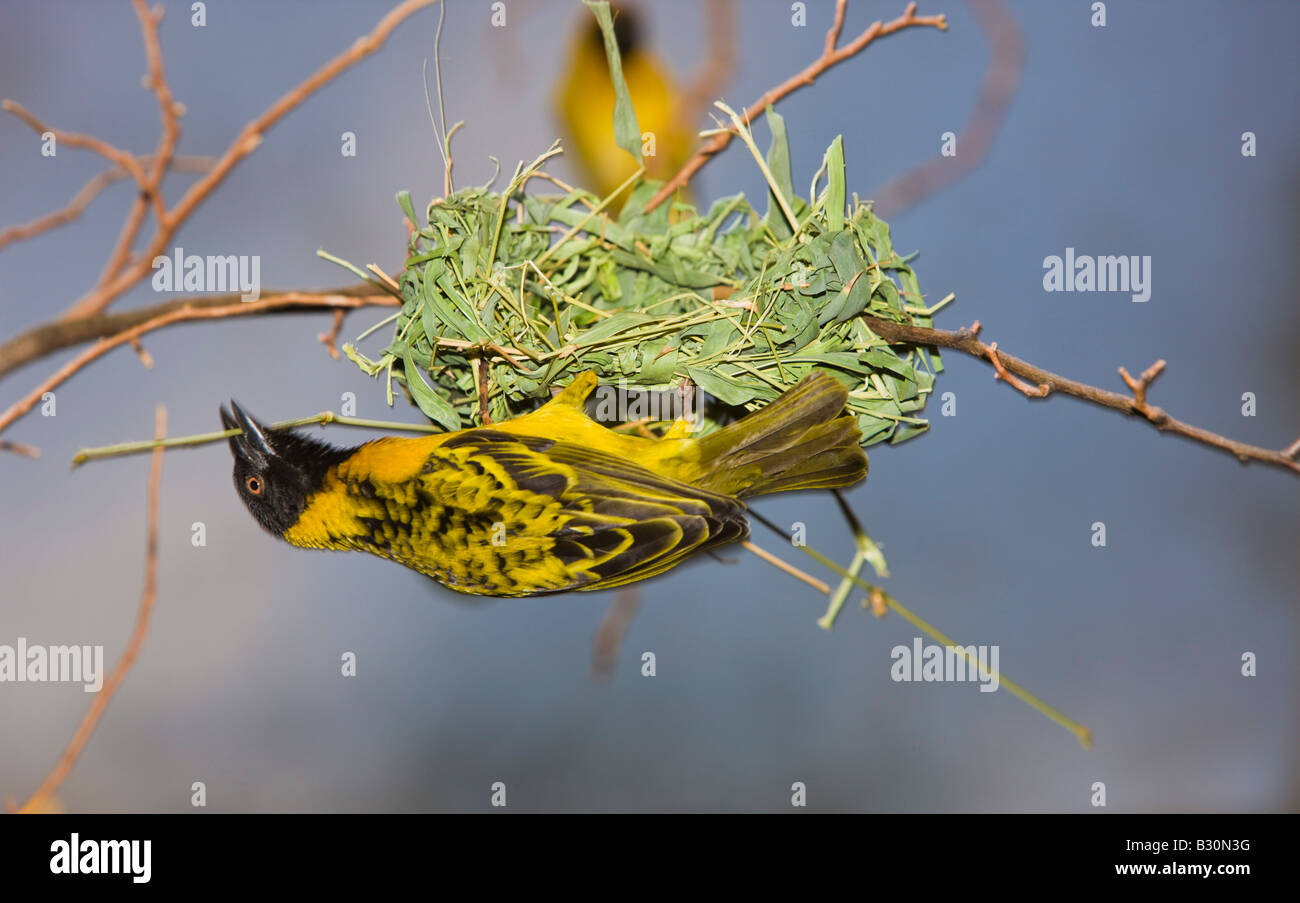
[986,339,1049,397]
[675,0,736,130]
[474,357,493,425]
[0,293,396,437]
[16,405,166,815]
[1,100,149,184]
[1117,359,1166,409]
[317,309,348,360]
[95,0,184,285]
[591,588,642,679]
[0,284,381,380]
[645,1,948,212]
[0,155,212,253]
[44,0,439,322]
[0,439,40,459]
[863,314,1300,476]
[742,540,832,594]
[872,0,1023,217]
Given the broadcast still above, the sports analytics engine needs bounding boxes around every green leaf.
[617,345,639,373]
[890,421,930,444]
[763,105,796,238]
[699,319,738,358]
[860,349,916,382]
[402,351,460,431]
[576,310,655,345]
[824,135,845,231]
[396,190,420,229]
[638,339,678,383]
[834,274,872,324]
[687,366,758,406]
[419,263,474,340]
[608,249,721,289]
[787,303,821,351]
[583,1,642,162]
[549,204,635,249]
[857,396,904,418]
[826,228,860,285]
[856,414,895,446]
[595,256,623,301]
[874,277,904,315]
[620,179,672,233]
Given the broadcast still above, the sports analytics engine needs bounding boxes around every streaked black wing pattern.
[435,430,749,593]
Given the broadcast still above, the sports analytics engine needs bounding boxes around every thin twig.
[742,540,831,594]
[0,439,40,459]
[0,155,211,253]
[48,0,439,322]
[133,0,183,210]
[365,263,403,295]
[1,100,150,186]
[128,337,154,369]
[675,0,736,129]
[645,1,948,212]
[1117,359,1166,410]
[16,405,166,814]
[474,357,493,425]
[592,588,642,679]
[711,101,799,231]
[318,309,347,359]
[0,294,396,437]
[864,314,1300,476]
[986,341,1049,397]
[96,0,184,284]
[873,0,1022,217]
[0,284,382,379]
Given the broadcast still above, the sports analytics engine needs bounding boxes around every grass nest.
[335,4,945,448]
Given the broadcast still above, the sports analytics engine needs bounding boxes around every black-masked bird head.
[220,401,349,537]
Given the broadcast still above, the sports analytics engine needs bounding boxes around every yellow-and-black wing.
[358,430,748,597]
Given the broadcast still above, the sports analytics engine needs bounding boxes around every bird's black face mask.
[220,402,348,538]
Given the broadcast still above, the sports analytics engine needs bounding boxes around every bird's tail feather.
[691,372,868,498]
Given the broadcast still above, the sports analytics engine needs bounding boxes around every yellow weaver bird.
[222,371,867,597]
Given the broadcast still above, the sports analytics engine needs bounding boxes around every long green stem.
[713,102,799,232]
[71,413,441,467]
[749,508,1093,749]
[818,545,864,630]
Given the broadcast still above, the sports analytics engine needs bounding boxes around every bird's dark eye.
[246,475,264,496]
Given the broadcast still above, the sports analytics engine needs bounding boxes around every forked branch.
[863,315,1300,476]
[644,1,948,212]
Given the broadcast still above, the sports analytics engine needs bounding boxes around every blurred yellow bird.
[554,4,693,201]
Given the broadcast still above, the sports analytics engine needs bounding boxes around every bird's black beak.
[221,400,275,464]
